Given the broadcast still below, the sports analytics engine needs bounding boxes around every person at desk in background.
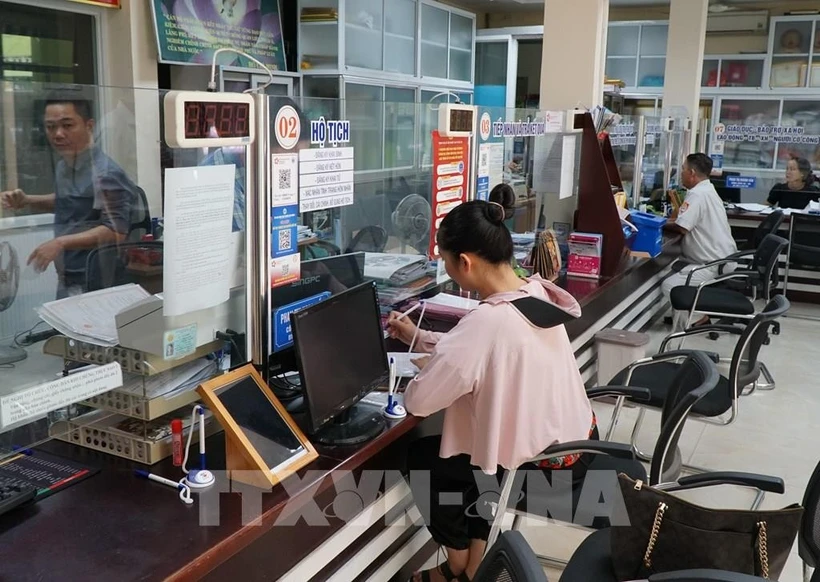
[387,199,596,582]
[0,93,136,298]
[661,153,737,329]
[767,157,820,210]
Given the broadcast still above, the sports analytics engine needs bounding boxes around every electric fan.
[0,241,25,365]
[391,194,432,254]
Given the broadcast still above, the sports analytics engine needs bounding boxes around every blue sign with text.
[726,175,757,189]
[710,154,723,169]
[476,176,490,201]
[271,204,299,258]
[272,292,331,352]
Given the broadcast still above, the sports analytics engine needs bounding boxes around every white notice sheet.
[163,165,235,317]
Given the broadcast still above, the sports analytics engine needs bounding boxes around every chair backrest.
[649,351,720,485]
[345,225,387,254]
[788,212,820,269]
[726,294,789,400]
[748,209,784,250]
[85,241,163,292]
[798,458,820,572]
[750,234,789,295]
[473,530,548,582]
[128,186,151,242]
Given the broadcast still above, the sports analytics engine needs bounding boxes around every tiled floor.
[517,304,820,582]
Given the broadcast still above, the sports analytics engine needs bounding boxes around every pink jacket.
[404,276,594,474]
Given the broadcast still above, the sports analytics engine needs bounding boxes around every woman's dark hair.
[488,183,516,220]
[791,156,815,185]
[436,199,514,264]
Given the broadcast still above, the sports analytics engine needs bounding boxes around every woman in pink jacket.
[388,199,596,582]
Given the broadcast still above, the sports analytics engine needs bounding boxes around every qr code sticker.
[278,228,292,252]
[278,168,292,191]
[282,263,290,276]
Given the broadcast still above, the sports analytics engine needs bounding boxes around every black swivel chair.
[736,209,785,252]
[783,212,820,303]
[486,351,723,560]
[345,225,387,254]
[607,296,790,475]
[669,234,788,330]
[473,531,547,582]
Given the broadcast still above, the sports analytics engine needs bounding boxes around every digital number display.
[449,109,474,133]
[183,101,251,140]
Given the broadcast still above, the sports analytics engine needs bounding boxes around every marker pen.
[171,419,183,467]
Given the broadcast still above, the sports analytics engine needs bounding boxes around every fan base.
[0,346,27,366]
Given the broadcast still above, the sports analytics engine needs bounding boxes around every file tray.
[43,335,221,376]
[80,387,201,421]
[50,408,221,465]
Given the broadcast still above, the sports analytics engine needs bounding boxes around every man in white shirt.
[662,153,737,329]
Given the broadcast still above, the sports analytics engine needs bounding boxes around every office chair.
[85,241,162,292]
[669,234,788,330]
[783,213,820,316]
[607,296,789,474]
[128,186,152,242]
[345,225,387,254]
[301,240,341,260]
[485,351,723,565]
[798,455,820,582]
[473,531,547,582]
[735,210,785,252]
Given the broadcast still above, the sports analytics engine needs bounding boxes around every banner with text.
[429,130,469,258]
[151,0,286,69]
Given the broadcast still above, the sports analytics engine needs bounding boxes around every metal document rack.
[45,336,223,465]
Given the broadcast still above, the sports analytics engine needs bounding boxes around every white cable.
[208,48,275,93]
[407,301,427,354]
[426,91,462,112]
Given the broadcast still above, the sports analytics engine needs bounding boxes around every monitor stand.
[312,403,386,447]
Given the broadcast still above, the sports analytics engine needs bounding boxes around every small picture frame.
[198,364,318,489]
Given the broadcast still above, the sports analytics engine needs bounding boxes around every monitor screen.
[290,282,389,433]
[216,376,307,471]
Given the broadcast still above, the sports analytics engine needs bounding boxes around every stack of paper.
[37,284,150,347]
[119,358,215,400]
[364,253,428,286]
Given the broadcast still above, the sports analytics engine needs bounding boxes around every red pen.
[171,419,183,466]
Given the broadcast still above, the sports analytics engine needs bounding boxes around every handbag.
[610,473,803,581]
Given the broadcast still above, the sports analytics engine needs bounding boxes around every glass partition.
[0,81,247,461]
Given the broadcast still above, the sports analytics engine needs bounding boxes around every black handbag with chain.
[610,473,803,580]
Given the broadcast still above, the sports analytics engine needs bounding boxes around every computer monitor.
[711,171,741,203]
[290,281,388,446]
[269,252,366,377]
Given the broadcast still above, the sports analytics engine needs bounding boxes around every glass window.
[476,41,508,87]
[0,2,97,212]
[717,99,779,169]
[777,100,820,170]
[345,0,383,70]
[346,83,383,171]
[385,87,416,169]
[421,4,448,78]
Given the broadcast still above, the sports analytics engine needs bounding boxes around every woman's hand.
[387,311,418,346]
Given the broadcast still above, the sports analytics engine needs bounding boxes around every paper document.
[118,358,214,399]
[37,284,150,347]
[560,135,576,200]
[163,165,235,317]
[424,293,480,311]
[388,352,426,378]
[735,203,769,212]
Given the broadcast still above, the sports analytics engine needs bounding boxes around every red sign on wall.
[67,0,121,7]
[429,130,469,258]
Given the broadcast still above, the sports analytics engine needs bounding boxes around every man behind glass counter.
[0,93,137,298]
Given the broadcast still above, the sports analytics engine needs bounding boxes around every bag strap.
[758,521,769,579]
[643,501,668,569]
[504,296,577,329]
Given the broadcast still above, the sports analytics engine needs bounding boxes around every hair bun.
[485,201,506,225]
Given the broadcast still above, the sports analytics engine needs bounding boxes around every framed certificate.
[198,364,317,489]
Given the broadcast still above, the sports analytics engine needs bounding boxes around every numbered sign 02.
[275,105,301,150]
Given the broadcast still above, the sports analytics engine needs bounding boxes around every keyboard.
[0,476,37,517]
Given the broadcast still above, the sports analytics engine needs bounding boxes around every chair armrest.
[659,327,742,352]
[724,250,756,261]
[683,258,746,284]
[663,472,785,494]
[531,440,635,463]
[693,270,757,289]
[649,570,768,582]
[652,349,721,364]
[586,386,651,402]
